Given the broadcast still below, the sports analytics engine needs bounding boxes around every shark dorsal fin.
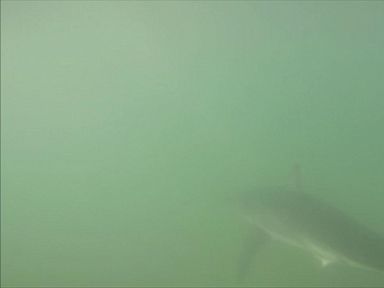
[293,163,302,192]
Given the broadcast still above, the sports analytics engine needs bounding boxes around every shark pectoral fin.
[314,253,337,268]
[319,257,333,267]
[237,227,269,282]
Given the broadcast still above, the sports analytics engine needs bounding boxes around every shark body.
[238,186,384,280]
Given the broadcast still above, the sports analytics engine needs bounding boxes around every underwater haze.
[2,1,384,287]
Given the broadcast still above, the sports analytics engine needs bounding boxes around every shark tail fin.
[237,227,269,282]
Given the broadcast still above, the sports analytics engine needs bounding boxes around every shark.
[237,167,384,280]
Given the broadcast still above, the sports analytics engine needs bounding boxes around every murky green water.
[2,1,384,287]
